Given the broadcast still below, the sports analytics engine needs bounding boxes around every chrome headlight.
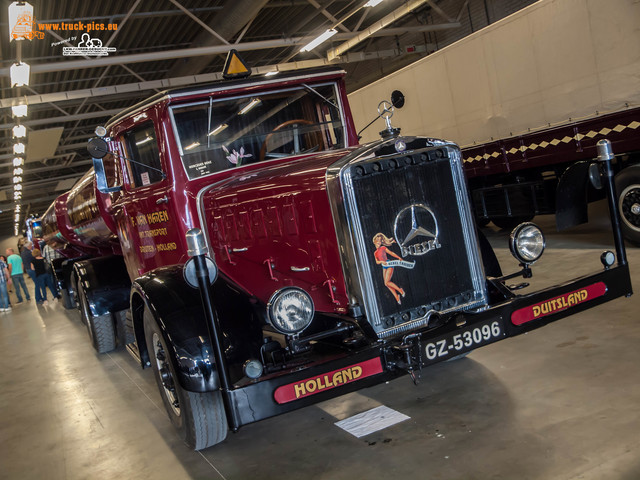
[267,288,314,334]
[510,222,545,264]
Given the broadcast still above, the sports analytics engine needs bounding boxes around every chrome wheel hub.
[152,332,180,416]
[619,185,640,232]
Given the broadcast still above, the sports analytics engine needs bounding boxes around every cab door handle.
[156,195,169,204]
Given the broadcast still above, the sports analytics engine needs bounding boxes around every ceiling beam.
[327,0,428,61]
[306,0,351,33]
[0,18,458,83]
[0,38,306,80]
[0,30,451,110]
[0,142,86,161]
[0,108,122,129]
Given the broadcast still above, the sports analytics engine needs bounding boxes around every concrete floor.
[2,205,640,480]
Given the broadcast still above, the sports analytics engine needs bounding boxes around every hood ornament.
[378,100,401,140]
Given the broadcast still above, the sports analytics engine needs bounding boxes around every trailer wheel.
[72,273,82,319]
[79,286,116,353]
[143,307,227,450]
[60,288,75,310]
[615,168,640,245]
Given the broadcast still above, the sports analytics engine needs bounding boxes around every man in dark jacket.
[20,241,36,284]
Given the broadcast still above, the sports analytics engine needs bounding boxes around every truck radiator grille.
[337,143,487,338]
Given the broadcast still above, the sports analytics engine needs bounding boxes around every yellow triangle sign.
[223,50,251,79]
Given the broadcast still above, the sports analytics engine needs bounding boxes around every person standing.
[42,243,63,264]
[42,243,62,299]
[6,248,30,303]
[0,255,11,312]
[31,249,55,305]
[21,241,36,284]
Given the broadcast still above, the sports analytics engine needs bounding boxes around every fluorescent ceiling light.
[364,0,384,6]
[14,184,22,191]
[14,168,23,175]
[12,125,26,138]
[185,142,200,151]
[13,143,25,154]
[300,29,337,52]
[12,105,27,117]
[239,98,261,115]
[13,157,24,166]
[10,62,30,86]
[8,2,33,41]
[208,123,228,136]
[13,176,22,184]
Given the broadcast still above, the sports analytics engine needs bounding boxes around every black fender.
[477,228,502,278]
[73,256,131,316]
[57,254,92,289]
[50,257,66,287]
[556,160,591,231]
[131,265,263,393]
[57,256,92,310]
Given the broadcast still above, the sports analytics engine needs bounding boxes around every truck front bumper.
[227,262,632,428]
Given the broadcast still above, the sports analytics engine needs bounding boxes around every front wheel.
[143,307,227,450]
[615,168,640,246]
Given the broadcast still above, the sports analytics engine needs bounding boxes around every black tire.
[615,168,640,246]
[71,273,82,318]
[79,285,116,353]
[491,215,534,230]
[143,307,227,450]
[60,288,75,310]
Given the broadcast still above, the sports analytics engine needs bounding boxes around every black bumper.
[228,263,632,428]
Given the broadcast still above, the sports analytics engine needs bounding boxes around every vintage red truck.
[348,0,640,242]
[39,64,632,450]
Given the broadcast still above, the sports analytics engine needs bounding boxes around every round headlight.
[509,223,545,264]
[267,288,314,334]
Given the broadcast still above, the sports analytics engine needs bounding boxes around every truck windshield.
[171,83,346,179]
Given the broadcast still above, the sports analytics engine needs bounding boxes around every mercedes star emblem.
[393,204,441,257]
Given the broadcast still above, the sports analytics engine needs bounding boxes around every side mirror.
[88,137,122,193]
[391,90,405,109]
[87,137,108,158]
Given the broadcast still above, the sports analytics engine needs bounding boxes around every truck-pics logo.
[63,33,116,56]
[393,204,441,257]
[273,358,383,404]
[10,11,43,40]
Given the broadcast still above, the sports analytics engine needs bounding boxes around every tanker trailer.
[40,167,131,346]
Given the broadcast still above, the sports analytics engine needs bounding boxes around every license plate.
[422,318,504,366]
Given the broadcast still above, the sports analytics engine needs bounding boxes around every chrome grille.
[328,140,487,338]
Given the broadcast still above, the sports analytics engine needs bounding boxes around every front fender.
[74,255,130,316]
[132,265,263,393]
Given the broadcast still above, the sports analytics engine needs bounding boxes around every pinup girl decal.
[372,233,408,304]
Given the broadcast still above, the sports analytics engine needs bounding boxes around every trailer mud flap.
[556,160,590,230]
